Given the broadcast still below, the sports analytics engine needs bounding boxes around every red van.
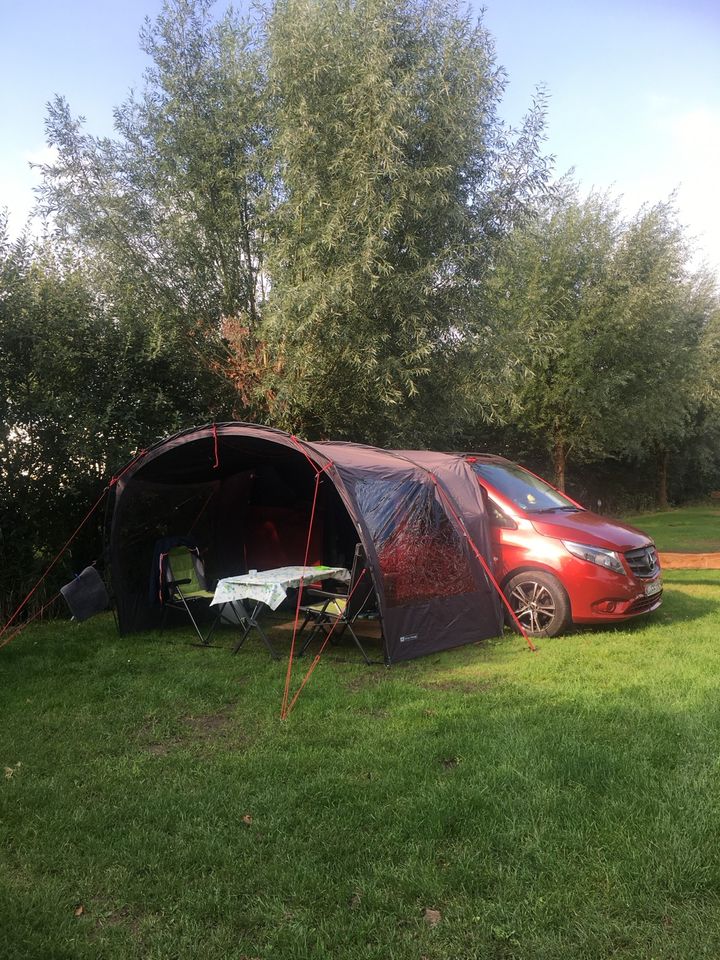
[466,455,663,637]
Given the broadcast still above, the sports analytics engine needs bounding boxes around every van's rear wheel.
[504,571,571,637]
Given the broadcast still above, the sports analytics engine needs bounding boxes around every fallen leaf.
[423,907,442,927]
[74,904,85,917]
[242,814,253,825]
[349,892,362,910]
[4,767,13,780]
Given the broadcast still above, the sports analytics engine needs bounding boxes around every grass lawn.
[2,570,720,959]
[622,503,720,553]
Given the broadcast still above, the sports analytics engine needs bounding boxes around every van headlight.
[562,540,625,574]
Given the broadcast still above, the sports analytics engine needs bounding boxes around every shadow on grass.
[4,591,720,959]
[567,586,719,639]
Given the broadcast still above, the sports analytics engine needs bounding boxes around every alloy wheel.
[509,579,557,634]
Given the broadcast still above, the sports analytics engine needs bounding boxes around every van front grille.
[625,545,660,578]
[627,591,663,614]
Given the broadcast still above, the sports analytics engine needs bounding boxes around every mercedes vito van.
[466,455,663,637]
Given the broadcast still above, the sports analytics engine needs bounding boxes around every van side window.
[490,503,516,530]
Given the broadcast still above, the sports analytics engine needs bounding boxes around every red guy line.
[212,424,220,469]
[284,567,368,718]
[281,459,333,720]
[1,447,148,648]
[431,476,537,652]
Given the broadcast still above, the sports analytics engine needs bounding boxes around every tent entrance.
[110,434,372,637]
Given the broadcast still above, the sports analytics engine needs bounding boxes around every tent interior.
[110,432,367,635]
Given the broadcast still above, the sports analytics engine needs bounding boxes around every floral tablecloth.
[211,565,350,611]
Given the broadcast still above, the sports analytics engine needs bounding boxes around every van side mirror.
[490,505,517,530]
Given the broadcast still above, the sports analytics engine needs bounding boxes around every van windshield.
[470,461,580,513]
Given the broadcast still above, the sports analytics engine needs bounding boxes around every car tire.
[504,571,571,638]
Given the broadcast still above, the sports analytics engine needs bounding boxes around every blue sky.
[1,0,719,275]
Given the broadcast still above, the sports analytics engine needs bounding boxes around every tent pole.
[281,454,332,720]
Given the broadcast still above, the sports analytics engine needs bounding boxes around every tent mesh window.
[355,477,475,606]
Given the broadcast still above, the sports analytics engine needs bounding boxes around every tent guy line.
[0,446,148,647]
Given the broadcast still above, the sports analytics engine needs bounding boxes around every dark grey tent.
[108,423,503,663]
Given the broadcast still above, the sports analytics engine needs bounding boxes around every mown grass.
[623,503,720,552]
[2,571,720,959]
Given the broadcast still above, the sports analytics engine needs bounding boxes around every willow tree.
[38,0,268,416]
[609,200,712,505]
[487,184,712,497]
[38,0,549,440]
[486,183,623,488]
[262,0,549,442]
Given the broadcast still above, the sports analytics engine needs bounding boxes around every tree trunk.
[553,437,567,491]
[657,449,669,509]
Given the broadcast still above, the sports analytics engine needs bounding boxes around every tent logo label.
[400,633,419,644]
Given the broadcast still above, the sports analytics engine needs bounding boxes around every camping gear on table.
[211,563,350,658]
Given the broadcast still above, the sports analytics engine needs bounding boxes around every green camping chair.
[298,544,377,664]
[159,545,224,645]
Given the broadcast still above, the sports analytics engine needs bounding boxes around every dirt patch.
[659,552,720,569]
[96,905,141,934]
[146,740,181,756]
[141,704,237,755]
[181,706,235,738]
[345,669,393,693]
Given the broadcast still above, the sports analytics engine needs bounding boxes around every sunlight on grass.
[2,571,720,958]
[623,504,720,553]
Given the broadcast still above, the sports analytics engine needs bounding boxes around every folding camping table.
[210,565,351,658]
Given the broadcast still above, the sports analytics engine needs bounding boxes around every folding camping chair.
[159,544,224,645]
[298,544,377,664]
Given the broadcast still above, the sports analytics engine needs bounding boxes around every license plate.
[645,579,663,597]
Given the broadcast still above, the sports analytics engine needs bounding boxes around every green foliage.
[38,0,550,443]
[39,0,270,407]
[486,184,624,481]
[609,200,710,458]
[0,223,228,619]
[485,183,719,490]
[262,0,550,441]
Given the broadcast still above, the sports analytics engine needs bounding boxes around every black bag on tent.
[61,566,110,621]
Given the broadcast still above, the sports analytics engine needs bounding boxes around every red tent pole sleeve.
[281,460,333,720]
[431,477,537,653]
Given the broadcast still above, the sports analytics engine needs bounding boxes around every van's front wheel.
[504,571,571,637]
